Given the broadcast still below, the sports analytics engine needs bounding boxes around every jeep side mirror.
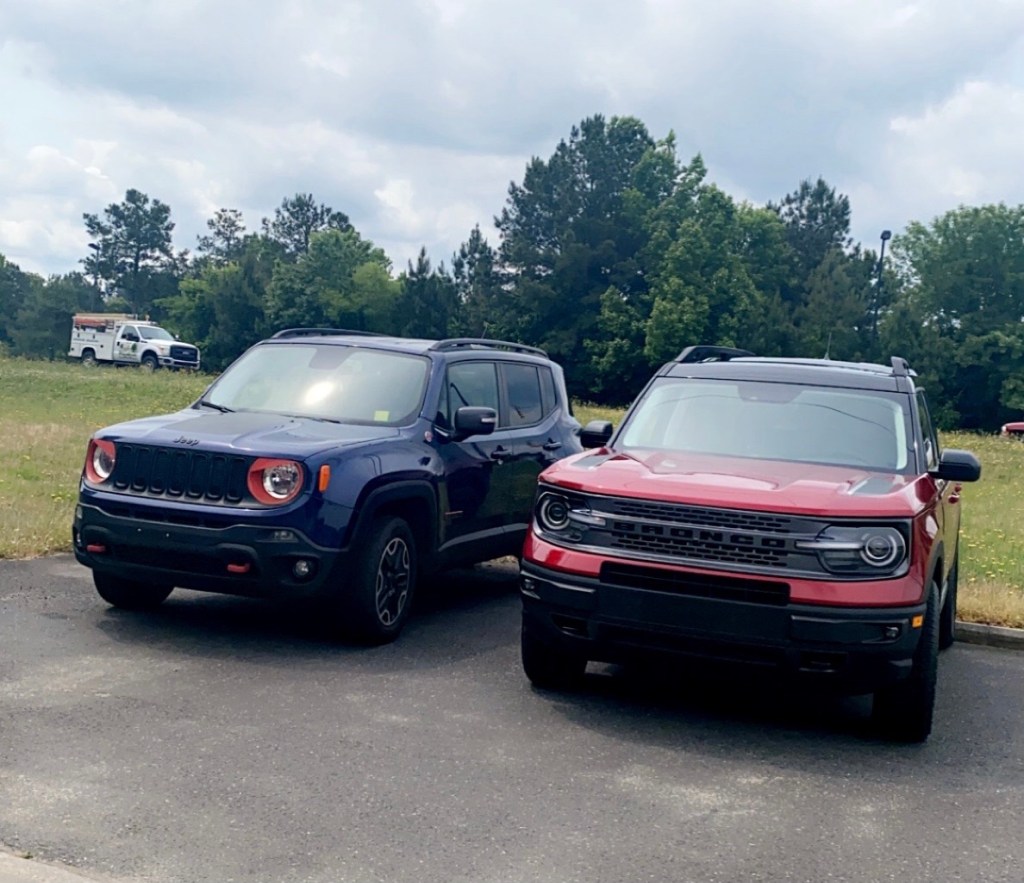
[452,406,497,441]
[580,420,614,449]
[933,449,982,483]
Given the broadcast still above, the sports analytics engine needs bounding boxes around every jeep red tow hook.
[86,544,108,554]
[226,562,251,574]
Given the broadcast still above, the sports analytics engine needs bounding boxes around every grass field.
[2,357,1021,626]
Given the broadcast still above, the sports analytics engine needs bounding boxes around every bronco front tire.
[873,581,940,742]
[94,572,173,610]
[338,516,417,644]
[521,620,586,690]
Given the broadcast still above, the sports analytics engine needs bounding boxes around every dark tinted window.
[915,391,939,471]
[540,367,557,417]
[505,363,544,427]
[440,361,500,427]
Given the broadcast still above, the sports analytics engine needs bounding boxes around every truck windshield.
[138,326,175,341]
[619,378,913,472]
[203,344,430,426]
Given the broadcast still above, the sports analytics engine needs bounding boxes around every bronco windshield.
[619,378,912,472]
[203,343,430,426]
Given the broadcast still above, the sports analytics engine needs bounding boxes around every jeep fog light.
[292,559,316,580]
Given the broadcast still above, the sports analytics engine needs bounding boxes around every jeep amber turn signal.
[247,458,304,504]
[84,438,117,484]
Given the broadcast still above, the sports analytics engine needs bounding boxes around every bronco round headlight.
[537,493,571,531]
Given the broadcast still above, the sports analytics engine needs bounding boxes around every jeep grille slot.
[601,562,790,606]
[112,444,250,504]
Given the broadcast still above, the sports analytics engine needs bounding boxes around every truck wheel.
[521,619,586,690]
[337,517,417,644]
[939,551,959,650]
[873,581,939,742]
[94,572,173,611]
[81,349,97,367]
[141,353,158,371]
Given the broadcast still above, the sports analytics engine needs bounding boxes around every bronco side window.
[915,391,939,471]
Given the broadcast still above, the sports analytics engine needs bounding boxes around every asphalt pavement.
[2,555,1024,883]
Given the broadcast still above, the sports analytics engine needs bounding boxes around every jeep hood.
[99,408,400,458]
[544,448,927,518]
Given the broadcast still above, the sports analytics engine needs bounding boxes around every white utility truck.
[69,314,201,371]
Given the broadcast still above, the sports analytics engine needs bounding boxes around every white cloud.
[1,0,1024,275]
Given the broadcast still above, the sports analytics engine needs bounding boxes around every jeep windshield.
[201,343,430,426]
[619,378,912,472]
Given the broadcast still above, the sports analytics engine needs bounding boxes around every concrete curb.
[0,851,114,883]
[955,620,1024,651]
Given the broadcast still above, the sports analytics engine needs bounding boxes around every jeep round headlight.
[247,458,304,505]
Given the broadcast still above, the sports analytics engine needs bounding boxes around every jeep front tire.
[94,572,173,610]
[339,516,417,644]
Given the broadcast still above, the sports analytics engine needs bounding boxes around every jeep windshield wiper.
[282,413,342,424]
[196,399,235,413]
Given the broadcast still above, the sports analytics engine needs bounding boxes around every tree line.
[1,114,1022,430]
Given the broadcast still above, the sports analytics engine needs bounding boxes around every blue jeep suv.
[73,330,581,642]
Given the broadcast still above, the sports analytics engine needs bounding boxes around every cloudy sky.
[2,0,1023,279]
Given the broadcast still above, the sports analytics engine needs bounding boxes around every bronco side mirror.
[933,449,982,483]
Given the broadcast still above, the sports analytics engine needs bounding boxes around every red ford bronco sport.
[520,346,982,741]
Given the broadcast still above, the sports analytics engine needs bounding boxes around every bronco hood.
[543,448,927,518]
[98,408,400,459]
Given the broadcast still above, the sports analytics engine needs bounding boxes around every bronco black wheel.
[521,619,586,690]
[873,581,939,742]
[94,572,173,611]
[339,516,417,644]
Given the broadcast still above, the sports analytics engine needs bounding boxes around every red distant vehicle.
[1000,421,1024,438]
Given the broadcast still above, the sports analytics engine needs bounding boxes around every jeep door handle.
[490,447,513,463]
[542,440,562,451]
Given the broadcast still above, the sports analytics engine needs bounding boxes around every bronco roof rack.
[676,345,755,364]
[430,338,548,358]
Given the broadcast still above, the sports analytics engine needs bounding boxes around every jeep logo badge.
[172,436,200,446]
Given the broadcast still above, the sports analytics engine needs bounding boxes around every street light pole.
[873,229,892,338]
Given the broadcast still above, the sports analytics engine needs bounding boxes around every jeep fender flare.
[347,479,439,567]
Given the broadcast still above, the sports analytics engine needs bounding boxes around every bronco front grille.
[111,444,250,504]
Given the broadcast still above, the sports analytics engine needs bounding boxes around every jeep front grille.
[111,444,250,504]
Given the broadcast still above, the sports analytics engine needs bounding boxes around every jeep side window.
[439,362,500,428]
[504,363,545,427]
[915,391,939,471]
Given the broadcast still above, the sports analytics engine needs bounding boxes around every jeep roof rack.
[676,345,755,364]
[271,328,386,339]
[430,338,548,358]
